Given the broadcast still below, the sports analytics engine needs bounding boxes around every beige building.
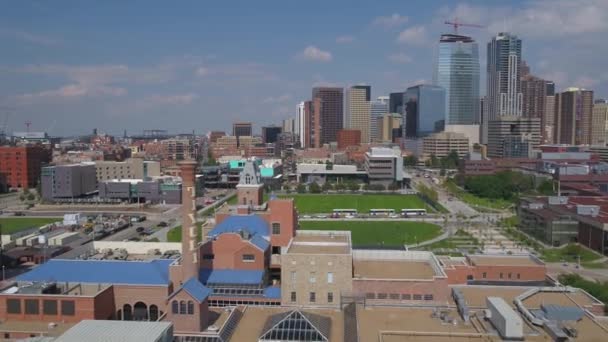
[345,85,371,143]
[422,131,469,158]
[378,113,402,143]
[281,231,353,308]
[544,95,555,143]
[95,158,160,182]
[592,100,608,146]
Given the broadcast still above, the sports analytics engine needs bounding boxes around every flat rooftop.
[450,286,531,308]
[467,255,543,267]
[292,234,349,243]
[287,244,350,254]
[522,290,599,308]
[229,307,343,342]
[287,231,352,255]
[353,260,435,280]
[0,320,74,337]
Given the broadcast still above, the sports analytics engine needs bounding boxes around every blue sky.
[1,0,607,136]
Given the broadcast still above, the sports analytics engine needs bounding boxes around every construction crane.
[444,17,484,35]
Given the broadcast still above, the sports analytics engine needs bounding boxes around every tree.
[325,161,333,170]
[322,182,333,192]
[388,182,400,191]
[403,155,418,167]
[26,192,35,201]
[334,182,347,191]
[439,168,446,176]
[362,183,370,191]
[296,183,307,193]
[347,182,360,192]
[309,182,321,194]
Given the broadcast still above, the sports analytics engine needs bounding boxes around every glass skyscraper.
[434,34,480,125]
[404,84,446,138]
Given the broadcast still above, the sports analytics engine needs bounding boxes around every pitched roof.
[250,234,270,251]
[259,310,331,342]
[16,259,173,286]
[181,277,212,303]
[208,215,269,238]
[200,269,264,285]
[263,286,281,299]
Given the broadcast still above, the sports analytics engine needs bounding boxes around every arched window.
[149,305,159,321]
[133,302,148,321]
[171,301,178,314]
[179,301,186,314]
[116,309,122,320]
[187,301,194,315]
[123,304,132,321]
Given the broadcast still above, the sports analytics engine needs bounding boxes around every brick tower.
[179,160,199,283]
[236,160,264,206]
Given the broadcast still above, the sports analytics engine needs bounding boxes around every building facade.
[422,131,469,158]
[364,147,403,186]
[95,158,160,182]
[404,84,446,138]
[487,116,541,158]
[554,88,594,145]
[592,99,608,146]
[232,122,253,137]
[370,96,389,142]
[41,164,97,200]
[521,74,549,142]
[0,146,50,189]
[261,126,282,144]
[312,87,343,145]
[434,34,480,125]
[378,113,402,143]
[336,129,362,149]
[486,32,523,119]
[344,85,371,143]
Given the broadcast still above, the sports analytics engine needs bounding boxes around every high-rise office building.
[232,122,253,137]
[434,34,480,125]
[301,98,322,148]
[554,88,594,145]
[344,85,372,143]
[403,85,446,138]
[282,118,295,133]
[371,96,389,142]
[487,116,540,158]
[262,126,282,144]
[297,102,306,147]
[544,95,556,143]
[389,92,405,114]
[487,32,523,119]
[592,99,608,146]
[312,87,343,145]
[521,74,549,143]
[378,113,403,143]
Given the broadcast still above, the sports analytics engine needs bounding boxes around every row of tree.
[290,181,400,194]
[463,171,536,201]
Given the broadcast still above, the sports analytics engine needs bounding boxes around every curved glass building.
[434,34,480,125]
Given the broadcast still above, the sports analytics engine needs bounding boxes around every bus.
[332,209,358,217]
[401,209,427,217]
[369,209,395,216]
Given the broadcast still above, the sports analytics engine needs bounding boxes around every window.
[290,271,296,282]
[61,301,75,316]
[309,272,316,283]
[290,292,297,302]
[43,300,57,315]
[424,294,434,301]
[327,272,334,284]
[508,273,512,279]
[7,299,20,314]
[272,222,281,235]
[187,301,194,315]
[517,273,521,279]
[482,272,487,279]
[401,294,411,300]
[389,293,400,300]
[171,300,178,314]
[309,292,316,303]
[500,273,504,279]
[242,254,255,262]
[413,294,422,300]
[179,301,186,314]
[328,292,334,303]
[365,293,375,299]
[377,293,388,299]
[202,254,214,260]
[467,275,473,280]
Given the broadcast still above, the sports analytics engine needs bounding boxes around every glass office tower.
[404,84,446,138]
[434,34,480,124]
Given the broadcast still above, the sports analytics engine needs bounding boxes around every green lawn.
[417,229,479,254]
[280,194,430,214]
[0,217,61,234]
[541,244,603,263]
[167,223,204,243]
[444,180,512,210]
[299,220,441,247]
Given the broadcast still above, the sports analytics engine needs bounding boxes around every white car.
[389,214,400,218]
[301,215,312,219]
[316,215,328,219]
[344,214,355,219]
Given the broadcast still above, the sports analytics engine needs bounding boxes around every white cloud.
[15,84,127,104]
[262,94,292,104]
[298,46,332,62]
[372,13,408,29]
[146,93,198,106]
[195,67,209,77]
[336,35,355,44]
[0,28,59,46]
[387,53,412,64]
[396,26,428,45]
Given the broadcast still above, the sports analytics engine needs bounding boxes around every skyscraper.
[434,34,480,125]
[262,126,282,144]
[521,74,548,142]
[371,96,389,142]
[312,87,344,145]
[296,102,305,147]
[403,85,446,138]
[592,99,608,146]
[487,32,523,119]
[232,122,253,137]
[301,98,322,148]
[344,85,372,143]
[554,87,594,145]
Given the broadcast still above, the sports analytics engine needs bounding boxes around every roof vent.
[240,229,251,240]
[548,196,568,205]
[576,205,599,217]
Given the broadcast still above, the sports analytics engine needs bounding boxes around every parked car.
[136,227,145,233]
[14,212,25,216]
[158,221,168,227]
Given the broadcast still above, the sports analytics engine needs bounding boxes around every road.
[546,262,608,282]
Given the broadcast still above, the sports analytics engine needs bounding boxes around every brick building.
[336,129,361,149]
[0,146,50,189]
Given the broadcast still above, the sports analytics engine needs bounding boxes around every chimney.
[178,160,199,282]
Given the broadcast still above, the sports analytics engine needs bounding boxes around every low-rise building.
[41,164,97,201]
[364,147,403,186]
[98,177,182,204]
[422,131,469,158]
[95,158,160,182]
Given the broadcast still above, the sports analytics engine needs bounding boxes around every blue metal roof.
[200,269,264,285]
[17,259,173,286]
[181,277,212,303]
[208,215,269,238]
[250,234,270,251]
[264,286,281,299]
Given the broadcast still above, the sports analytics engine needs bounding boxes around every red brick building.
[337,129,362,149]
[0,146,50,189]
[440,254,547,285]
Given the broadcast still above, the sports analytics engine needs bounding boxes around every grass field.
[299,220,441,247]
[0,217,61,234]
[541,244,603,263]
[418,229,479,254]
[278,194,430,214]
[167,223,204,243]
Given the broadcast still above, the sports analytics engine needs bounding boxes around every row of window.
[365,293,434,301]
[202,254,257,262]
[482,272,521,280]
[290,271,334,284]
[171,300,195,315]
[6,299,75,315]
[208,300,280,307]
[290,291,334,303]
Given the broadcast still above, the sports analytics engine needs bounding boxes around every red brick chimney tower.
[179,160,199,282]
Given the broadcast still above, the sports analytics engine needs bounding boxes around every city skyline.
[0,0,607,136]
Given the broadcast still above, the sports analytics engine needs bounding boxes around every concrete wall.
[93,241,181,254]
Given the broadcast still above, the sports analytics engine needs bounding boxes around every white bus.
[369,209,395,216]
[401,209,427,217]
[332,209,358,217]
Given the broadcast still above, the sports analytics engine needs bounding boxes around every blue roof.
[17,259,173,286]
[250,234,270,251]
[208,215,269,238]
[264,286,281,299]
[200,269,264,285]
[181,277,212,302]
